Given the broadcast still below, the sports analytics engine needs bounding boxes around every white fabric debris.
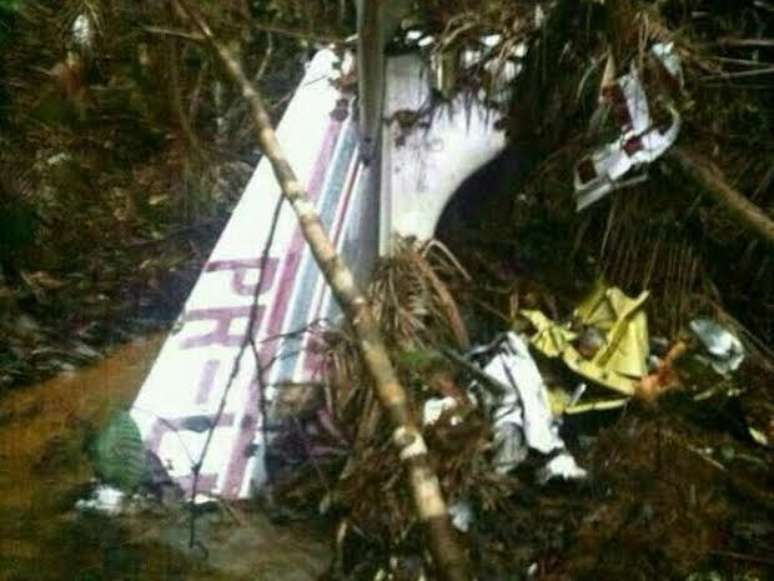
[72,14,93,49]
[75,485,125,515]
[423,396,459,426]
[534,5,546,28]
[512,42,528,59]
[475,333,586,481]
[449,499,474,532]
[748,427,769,447]
[47,152,71,166]
[461,49,483,69]
[536,452,588,485]
[483,59,521,104]
[482,334,564,455]
[193,493,219,506]
[651,42,684,86]
[338,50,356,77]
[492,423,528,472]
[481,34,502,48]
[689,318,746,375]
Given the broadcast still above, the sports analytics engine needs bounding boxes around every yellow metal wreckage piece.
[521,281,650,397]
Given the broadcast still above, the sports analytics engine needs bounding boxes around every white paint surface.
[379,54,506,253]
[131,50,376,499]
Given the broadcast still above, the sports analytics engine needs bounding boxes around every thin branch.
[123,218,223,248]
[172,2,471,578]
[166,34,204,158]
[708,56,774,69]
[144,25,204,42]
[250,20,349,45]
[701,65,774,80]
[188,59,210,120]
[187,192,286,548]
[255,32,274,82]
[716,37,774,48]
[441,347,507,397]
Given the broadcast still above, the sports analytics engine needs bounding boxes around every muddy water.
[0,336,331,581]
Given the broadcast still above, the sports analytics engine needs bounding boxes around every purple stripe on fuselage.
[219,116,346,498]
[298,151,363,379]
[273,117,360,389]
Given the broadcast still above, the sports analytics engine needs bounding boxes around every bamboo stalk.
[172,2,470,579]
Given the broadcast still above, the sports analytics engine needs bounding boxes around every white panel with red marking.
[130,50,376,500]
[379,53,505,253]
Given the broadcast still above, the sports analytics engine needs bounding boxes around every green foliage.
[0,0,20,124]
[0,0,22,13]
[395,348,444,373]
[0,203,36,247]
[90,411,147,491]
[252,0,351,36]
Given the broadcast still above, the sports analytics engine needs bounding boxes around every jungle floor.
[1,2,773,580]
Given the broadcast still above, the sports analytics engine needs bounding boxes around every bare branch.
[172,1,472,578]
[668,146,774,248]
[143,25,204,42]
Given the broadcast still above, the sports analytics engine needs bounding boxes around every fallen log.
[668,146,774,248]
[173,2,470,579]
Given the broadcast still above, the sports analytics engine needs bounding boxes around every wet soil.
[0,336,332,581]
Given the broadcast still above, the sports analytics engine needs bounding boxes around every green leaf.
[396,348,444,372]
[91,411,147,491]
[0,0,22,14]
